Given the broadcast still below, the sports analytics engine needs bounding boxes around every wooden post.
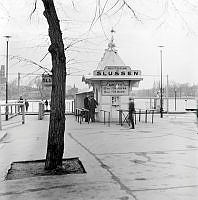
[108,112,110,127]
[152,110,154,124]
[0,106,2,130]
[80,110,82,124]
[104,111,105,125]
[72,100,74,113]
[22,104,25,124]
[77,109,79,121]
[139,109,141,122]
[120,110,123,126]
[145,110,147,123]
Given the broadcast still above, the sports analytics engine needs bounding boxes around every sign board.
[42,74,52,87]
[93,66,141,76]
[101,81,129,96]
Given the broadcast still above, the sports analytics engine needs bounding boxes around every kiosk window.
[112,96,119,106]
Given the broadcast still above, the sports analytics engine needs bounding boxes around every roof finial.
[111,28,115,42]
[108,28,116,51]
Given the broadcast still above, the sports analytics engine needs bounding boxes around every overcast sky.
[1,0,198,89]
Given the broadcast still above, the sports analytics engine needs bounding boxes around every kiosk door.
[111,96,120,120]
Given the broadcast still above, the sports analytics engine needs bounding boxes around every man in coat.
[84,94,90,122]
[89,95,98,122]
[129,97,135,129]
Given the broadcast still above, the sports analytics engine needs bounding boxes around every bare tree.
[41,0,66,170]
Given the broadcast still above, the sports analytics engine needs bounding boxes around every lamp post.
[174,89,177,111]
[158,45,164,118]
[4,36,11,121]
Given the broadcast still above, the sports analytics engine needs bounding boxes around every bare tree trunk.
[41,0,66,170]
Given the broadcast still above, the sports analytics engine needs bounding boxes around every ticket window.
[111,96,120,107]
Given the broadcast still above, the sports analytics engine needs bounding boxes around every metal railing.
[100,110,110,127]
[75,108,89,124]
[118,109,156,126]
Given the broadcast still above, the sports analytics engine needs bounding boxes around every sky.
[1,0,198,90]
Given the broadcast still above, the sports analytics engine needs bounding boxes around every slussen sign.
[93,66,141,76]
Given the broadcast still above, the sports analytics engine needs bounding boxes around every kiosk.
[82,31,143,122]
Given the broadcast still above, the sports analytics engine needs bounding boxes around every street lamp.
[4,35,11,121]
[174,89,177,111]
[158,45,164,118]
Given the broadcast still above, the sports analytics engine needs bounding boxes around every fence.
[0,103,25,130]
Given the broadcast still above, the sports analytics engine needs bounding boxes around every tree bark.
[41,0,66,170]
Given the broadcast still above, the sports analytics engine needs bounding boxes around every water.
[134,98,196,112]
[0,98,196,114]
[0,100,75,114]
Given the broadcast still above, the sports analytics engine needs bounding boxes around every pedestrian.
[18,96,24,113]
[84,94,90,122]
[89,95,98,122]
[45,99,49,111]
[128,97,135,129]
[25,99,29,112]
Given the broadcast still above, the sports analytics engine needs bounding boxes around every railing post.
[77,109,79,122]
[80,110,82,124]
[22,104,25,124]
[152,110,154,124]
[108,112,110,127]
[104,111,106,125]
[72,100,74,113]
[145,110,147,123]
[139,109,141,122]
[75,109,77,120]
[135,111,136,124]
[0,106,2,130]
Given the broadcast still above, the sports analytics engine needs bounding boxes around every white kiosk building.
[82,31,143,122]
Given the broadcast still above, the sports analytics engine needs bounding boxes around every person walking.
[18,96,24,113]
[129,97,135,129]
[89,95,98,122]
[84,94,90,122]
[45,99,49,111]
[25,99,29,112]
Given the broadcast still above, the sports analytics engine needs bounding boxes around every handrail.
[0,103,25,130]
[117,109,156,126]
[75,108,90,124]
[100,109,110,127]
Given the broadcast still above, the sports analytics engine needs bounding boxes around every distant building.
[66,84,78,99]
[0,65,6,84]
